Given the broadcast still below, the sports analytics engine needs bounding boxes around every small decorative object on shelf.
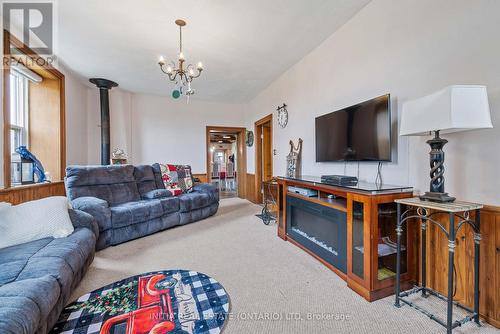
[277,103,288,128]
[246,130,254,147]
[400,85,492,203]
[111,148,128,165]
[15,146,46,184]
[394,197,483,334]
[286,138,302,178]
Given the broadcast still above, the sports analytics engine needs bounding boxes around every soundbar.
[321,175,358,186]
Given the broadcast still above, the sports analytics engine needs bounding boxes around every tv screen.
[315,94,391,162]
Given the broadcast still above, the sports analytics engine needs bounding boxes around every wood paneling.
[193,173,208,183]
[0,181,65,204]
[29,78,62,181]
[246,173,257,203]
[416,205,500,328]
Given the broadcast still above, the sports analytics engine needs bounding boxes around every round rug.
[51,270,230,334]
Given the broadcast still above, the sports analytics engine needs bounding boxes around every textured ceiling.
[57,0,370,102]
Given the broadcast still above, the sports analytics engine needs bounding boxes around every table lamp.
[400,85,492,203]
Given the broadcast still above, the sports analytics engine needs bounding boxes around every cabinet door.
[347,194,371,289]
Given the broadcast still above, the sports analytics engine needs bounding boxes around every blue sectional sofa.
[0,210,98,334]
[65,164,219,250]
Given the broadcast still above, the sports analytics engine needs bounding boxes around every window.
[9,71,29,185]
[3,31,65,189]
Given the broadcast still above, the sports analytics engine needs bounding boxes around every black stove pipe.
[89,78,118,165]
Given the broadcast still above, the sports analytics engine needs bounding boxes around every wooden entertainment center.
[276,176,415,301]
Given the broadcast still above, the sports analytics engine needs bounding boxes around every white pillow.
[0,196,74,249]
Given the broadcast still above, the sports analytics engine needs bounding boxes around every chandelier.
[158,19,203,99]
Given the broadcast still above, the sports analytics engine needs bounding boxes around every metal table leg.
[395,203,402,308]
[474,209,481,325]
[447,213,456,334]
[421,211,427,297]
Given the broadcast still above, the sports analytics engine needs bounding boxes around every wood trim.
[206,126,247,199]
[254,114,273,204]
[192,173,208,183]
[0,181,65,204]
[3,30,11,188]
[3,30,66,188]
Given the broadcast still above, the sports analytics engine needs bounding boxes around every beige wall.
[244,0,500,205]
[86,91,247,173]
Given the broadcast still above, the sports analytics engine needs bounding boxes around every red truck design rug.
[51,270,230,334]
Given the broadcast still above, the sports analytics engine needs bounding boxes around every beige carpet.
[71,198,497,334]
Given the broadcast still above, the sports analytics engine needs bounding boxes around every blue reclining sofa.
[65,164,219,250]
[0,210,98,334]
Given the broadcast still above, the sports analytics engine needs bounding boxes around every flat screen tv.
[315,94,391,162]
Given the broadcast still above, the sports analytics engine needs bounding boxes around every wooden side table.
[394,197,483,333]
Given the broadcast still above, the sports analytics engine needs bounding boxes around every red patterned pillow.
[159,164,183,196]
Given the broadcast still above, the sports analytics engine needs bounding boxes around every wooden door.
[262,123,272,182]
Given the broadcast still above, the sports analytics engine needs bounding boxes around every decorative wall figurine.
[111,149,128,165]
[286,138,303,178]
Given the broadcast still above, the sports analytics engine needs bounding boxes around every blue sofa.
[65,164,219,250]
[0,210,97,334]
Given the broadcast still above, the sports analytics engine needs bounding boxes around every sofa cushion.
[134,165,161,197]
[0,238,52,286]
[65,165,141,205]
[110,200,164,228]
[0,275,60,334]
[178,192,211,213]
[158,196,180,214]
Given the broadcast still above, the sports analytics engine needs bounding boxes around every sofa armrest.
[193,183,219,202]
[71,197,112,232]
[69,209,100,238]
[142,189,172,200]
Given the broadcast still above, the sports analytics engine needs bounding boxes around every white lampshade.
[400,85,492,136]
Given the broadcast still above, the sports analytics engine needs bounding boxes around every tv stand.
[276,175,415,301]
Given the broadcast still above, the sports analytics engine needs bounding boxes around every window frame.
[3,30,66,188]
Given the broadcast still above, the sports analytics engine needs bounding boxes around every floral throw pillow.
[159,164,183,196]
[176,165,194,193]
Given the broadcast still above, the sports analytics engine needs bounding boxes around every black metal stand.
[394,199,482,333]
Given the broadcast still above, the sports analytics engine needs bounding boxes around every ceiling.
[210,132,237,144]
[57,0,370,103]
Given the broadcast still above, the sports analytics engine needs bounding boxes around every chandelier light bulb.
[197,62,203,70]
[178,52,185,61]
[158,56,165,65]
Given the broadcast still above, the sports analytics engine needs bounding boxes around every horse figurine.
[286,138,303,178]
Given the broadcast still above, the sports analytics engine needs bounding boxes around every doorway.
[255,114,273,203]
[206,126,247,199]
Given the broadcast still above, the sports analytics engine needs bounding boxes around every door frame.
[254,114,273,203]
[206,126,247,199]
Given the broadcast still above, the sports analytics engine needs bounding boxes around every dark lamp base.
[420,191,456,203]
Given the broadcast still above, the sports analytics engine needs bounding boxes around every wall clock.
[277,104,288,128]
[246,130,254,147]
